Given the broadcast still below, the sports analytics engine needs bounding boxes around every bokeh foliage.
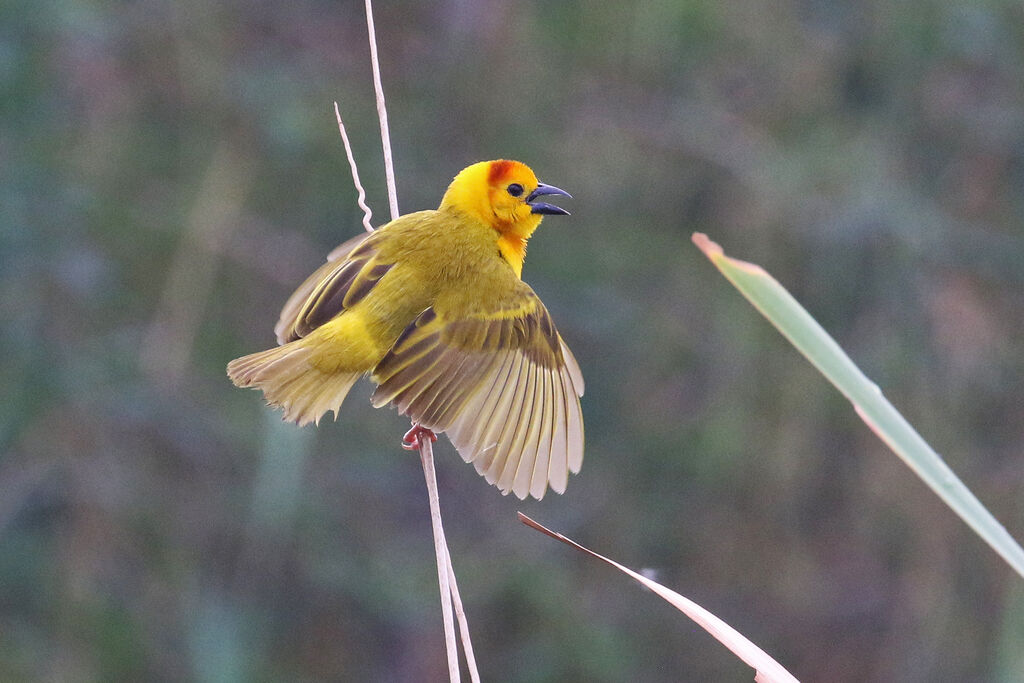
[3,0,1024,680]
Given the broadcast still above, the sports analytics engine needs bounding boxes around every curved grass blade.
[519,513,799,683]
[692,233,1024,578]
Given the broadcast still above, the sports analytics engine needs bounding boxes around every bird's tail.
[227,342,360,426]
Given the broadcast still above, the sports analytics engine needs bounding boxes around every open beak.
[527,182,572,215]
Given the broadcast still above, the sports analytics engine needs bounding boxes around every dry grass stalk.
[364,0,399,221]
[519,513,800,683]
[333,102,375,233]
[348,2,479,679]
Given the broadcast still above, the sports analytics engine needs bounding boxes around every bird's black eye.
[507,183,524,197]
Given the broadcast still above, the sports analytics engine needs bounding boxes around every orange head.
[439,160,572,277]
[439,160,571,234]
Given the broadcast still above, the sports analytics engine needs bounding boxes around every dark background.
[4,0,1024,680]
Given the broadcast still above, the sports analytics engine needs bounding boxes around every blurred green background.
[4,0,1024,680]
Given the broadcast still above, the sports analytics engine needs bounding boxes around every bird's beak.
[527,183,572,216]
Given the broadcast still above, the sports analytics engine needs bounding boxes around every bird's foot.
[402,424,437,451]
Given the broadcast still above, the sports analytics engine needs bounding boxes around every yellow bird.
[227,160,583,500]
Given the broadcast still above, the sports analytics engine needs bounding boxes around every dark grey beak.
[527,182,572,216]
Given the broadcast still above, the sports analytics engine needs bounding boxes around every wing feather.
[480,352,528,485]
[419,353,489,427]
[548,359,567,489]
[275,232,392,344]
[371,284,584,499]
[458,350,517,475]
[564,361,585,477]
[447,350,503,444]
[494,355,536,492]
[512,361,545,499]
[274,232,373,344]
[530,365,555,499]
[556,368,574,493]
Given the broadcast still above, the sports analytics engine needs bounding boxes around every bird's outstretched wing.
[274,231,391,344]
[371,283,584,500]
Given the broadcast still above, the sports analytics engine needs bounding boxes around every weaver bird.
[227,160,583,500]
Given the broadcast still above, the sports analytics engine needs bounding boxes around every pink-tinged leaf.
[519,513,800,683]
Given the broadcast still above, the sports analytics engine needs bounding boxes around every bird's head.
[440,160,571,235]
[439,160,571,276]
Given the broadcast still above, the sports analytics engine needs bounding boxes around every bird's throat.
[497,233,528,278]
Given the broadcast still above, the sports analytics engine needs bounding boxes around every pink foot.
[402,424,437,451]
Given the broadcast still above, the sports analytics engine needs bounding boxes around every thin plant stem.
[519,513,799,683]
[445,542,480,682]
[333,102,375,233]
[364,0,399,220]
[332,101,476,680]
[418,437,460,682]
[360,3,476,678]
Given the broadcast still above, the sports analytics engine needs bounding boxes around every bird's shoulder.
[375,207,517,285]
[374,207,497,254]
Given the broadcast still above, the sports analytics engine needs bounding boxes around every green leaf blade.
[693,233,1024,578]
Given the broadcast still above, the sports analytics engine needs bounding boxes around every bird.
[227,160,584,500]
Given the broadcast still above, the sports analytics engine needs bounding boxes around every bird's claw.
[402,424,437,451]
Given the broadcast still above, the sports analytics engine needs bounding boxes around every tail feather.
[227,343,360,426]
